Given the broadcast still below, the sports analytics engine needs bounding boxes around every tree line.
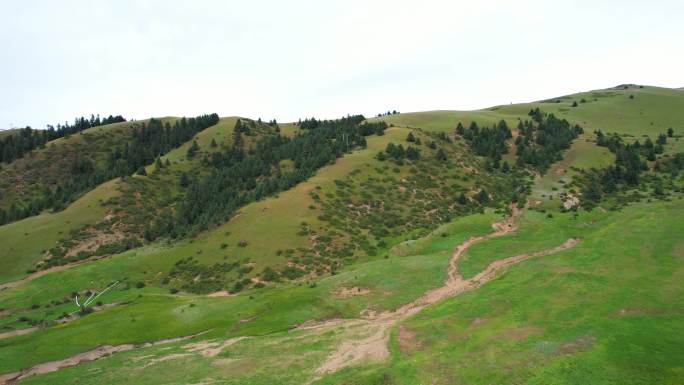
[0,115,126,163]
[0,114,218,226]
[144,116,388,239]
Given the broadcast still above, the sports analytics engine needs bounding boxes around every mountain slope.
[0,85,682,385]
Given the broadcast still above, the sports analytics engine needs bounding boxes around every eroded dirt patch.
[397,325,421,355]
[333,286,371,298]
[0,332,207,385]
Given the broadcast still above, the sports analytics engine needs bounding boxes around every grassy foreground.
[11,198,683,385]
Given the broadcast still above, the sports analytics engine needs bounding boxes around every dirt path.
[0,332,208,385]
[0,256,109,291]
[306,206,579,383]
[0,327,37,340]
[0,207,579,384]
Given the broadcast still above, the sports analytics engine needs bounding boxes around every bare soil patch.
[0,327,38,340]
[333,286,370,298]
[0,332,207,385]
[397,325,421,354]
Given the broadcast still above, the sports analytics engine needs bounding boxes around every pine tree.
[457,192,467,205]
[656,133,667,145]
[435,148,447,161]
[187,141,200,158]
[667,127,674,137]
[179,172,190,187]
[475,189,489,204]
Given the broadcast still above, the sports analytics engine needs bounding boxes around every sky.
[1,0,683,130]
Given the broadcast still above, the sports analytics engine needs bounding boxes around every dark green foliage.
[0,115,126,164]
[280,266,305,280]
[435,148,447,161]
[179,172,190,187]
[667,127,674,137]
[0,114,219,226]
[457,192,467,204]
[187,140,200,158]
[656,134,667,145]
[261,267,279,282]
[168,115,381,236]
[516,112,581,172]
[385,143,405,161]
[167,256,241,294]
[475,189,489,204]
[576,131,684,207]
[456,120,511,161]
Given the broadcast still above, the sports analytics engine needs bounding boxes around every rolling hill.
[0,85,682,385]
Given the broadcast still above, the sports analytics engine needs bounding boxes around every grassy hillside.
[0,180,121,283]
[378,85,684,202]
[0,85,683,385]
[0,129,20,138]
[0,119,147,210]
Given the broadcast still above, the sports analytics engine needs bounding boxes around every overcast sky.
[1,0,682,130]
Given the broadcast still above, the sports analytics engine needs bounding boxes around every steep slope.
[0,114,219,225]
[0,119,146,211]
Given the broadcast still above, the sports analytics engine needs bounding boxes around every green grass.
[378,85,684,207]
[0,210,499,378]
[0,179,120,284]
[321,199,684,385]
[2,85,683,384]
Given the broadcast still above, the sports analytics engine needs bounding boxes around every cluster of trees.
[376,110,400,117]
[515,111,582,172]
[0,115,125,163]
[296,116,387,135]
[105,114,219,175]
[456,120,512,162]
[596,130,667,161]
[655,153,684,176]
[0,114,218,226]
[144,115,385,238]
[376,142,421,162]
[579,131,669,205]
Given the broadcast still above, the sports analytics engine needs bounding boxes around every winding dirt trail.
[0,207,579,385]
[0,332,209,385]
[307,206,580,382]
[0,257,109,291]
